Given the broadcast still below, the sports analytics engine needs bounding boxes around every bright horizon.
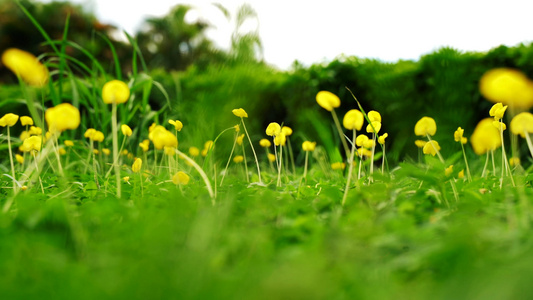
[39,0,533,70]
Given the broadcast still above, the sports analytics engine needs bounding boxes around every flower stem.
[6,127,17,193]
[342,129,356,206]
[111,102,121,198]
[303,151,309,184]
[525,132,533,159]
[241,119,262,183]
[241,142,249,182]
[460,143,472,183]
[220,132,238,187]
[177,149,215,203]
[331,109,350,158]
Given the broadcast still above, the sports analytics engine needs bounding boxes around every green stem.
[6,127,17,193]
[241,119,262,183]
[220,132,238,187]
[112,102,121,198]
[460,143,472,182]
[331,109,350,158]
[342,129,356,206]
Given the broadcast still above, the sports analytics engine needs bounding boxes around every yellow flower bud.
[132,158,142,173]
[233,155,244,163]
[366,121,381,134]
[20,131,30,142]
[331,162,346,170]
[510,112,533,138]
[92,131,104,142]
[509,157,520,167]
[168,120,183,131]
[102,148,111,156]
[29,126,42,136]
[58,148,67,155]
[281,126,293,136]
[458,170,465,179]
[1,48,49,87]
[415,140,427,148]
[0,113,19,127]
[15,154,24,164]
[343,109,364,131]
[189,146,200,157]
[266,122,281,137]
[236,134,245,145]
[21,135,42,152]
[422,140,441,156]
[489,102,508,120]
[232,108,248,118]
[302,141,316,152]
[378,133,388,145]
[316,91,340,111]
[414,117,437,136]
[102,80,130,104]
[45,103,80,133]
[20,116,33,126]
[367,111,381,123]
[454,127,468,144]
[121,124,133,136]
[445,165,453,177]
[139,140,150,152]
[274,133,287,146]
[470,118,501,155]
[267,153,276,162]
[356,135,369,147]
[259,138,271,148]
[172,171,190,185]
[64,140,74,147]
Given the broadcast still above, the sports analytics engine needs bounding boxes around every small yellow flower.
[0,113,19,127]
[316,91,340,111]
[489,103,508,120]
[64,140,74,147]
[45,103,80,133]
[121,124,132,136]
[378,133,388,145]
[58,148,67,155]
[414,117,437,136]
[139,139,150,152]
[281,126,293,136]
[92,131,105,143]
[362,139,375,149]
[492,121,506,131]
[149,122,157,132]
[331,162,346,170]
[422,140,441,156]
[164,146,175,156]
[102,148,111,156]
[149,125,178,149]
[21,185,28,191]
[189,146,200,157]
[172,171,190,185]
[202,140,214,157]
[454,127,468,144]
[123,176,130,183]
[232,108,248,118]
[21,135,42,152]
[356,135,369,147]
[415,140,427,148]
[343,109,364,131]
[233,155,244,163]
[20,131,30,141]
[509,157,520,167]
[357,147,372,157]
[122,149,129,156]
[470,118,501,155]
[20,116,33,126]
[510,112,533,138]
[367,111,382,123]
[267,153,276,162]
[102,80,130,104]
[168,120,183,131]
[302,141,316,152]
[366,121,381,134]
[236,134,245,145]
[259,138,271,148]
[132,158,142,173]
[266,122,281,136]
[29,126,42,136]
[273,133,287,146]
[15,154,24,164]
[1,48,49,87]
[234,124,240,132]
[458,170,465,179]
[93,149,99,155]
[445,165,453,177]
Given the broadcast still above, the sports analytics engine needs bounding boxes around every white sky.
[40,0,533,70]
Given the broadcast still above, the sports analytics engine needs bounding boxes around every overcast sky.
[40,0,533,70]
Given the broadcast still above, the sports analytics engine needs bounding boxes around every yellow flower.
[281,126,293,136]
[121,124,133,136]
[259,138,271,148]
[58,148,67,155]
[356,135,369,147]
[102,148,111,156]
[168,120,183,131]
[316,91,340,111]
[148,125,178,149]
[189,146,200,157]
[458,170,465,179]
[274,133,287,146]
[454,127,467,144]
[233,155,244,163]
[236,133,245,145]
[202,140,214,157]
[378,133,388,145]
[422,140,441,156]
[367,111,381,123]
[172,171,190,185]
[445,165,453,177]
[28,126,42,136]
[123,176,130,183]
[266,122,281,136]
[0,113,19,127]
[232,108,248,118]
[510,112,533,138]
[302,141,316,152]
[149,122,157,132]
[20,131,30,141]
[366,121,381,134]
[267,153,276,162]
[93,149,100,155]
[489,103,508,120]
[492,121,506,131]
[164,146,175,156]
[357,147,372,157]
[234,125,240,132]
[343,109,364,131]
[414,117,437,136]
[84,128,96,139]
[509,157,520,167]
[21,135,42,152]
[15,154,24,164]
[45,103,80,133]
[20,116,33,126]
[102,80,130,104]
[1,48,49,87]
[331,162,346,170]
[479,68,533,109]
[92,131,105,143]
[122,149,129,155]
[470,118,501,155]
[139,139,150,152]
[362,139,375,149]
[64,140,74,147]
[415,140,427,148]
[132,158,142,173]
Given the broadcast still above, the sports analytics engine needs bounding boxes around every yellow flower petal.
[316,91,340,111]
[102,80,130,104]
